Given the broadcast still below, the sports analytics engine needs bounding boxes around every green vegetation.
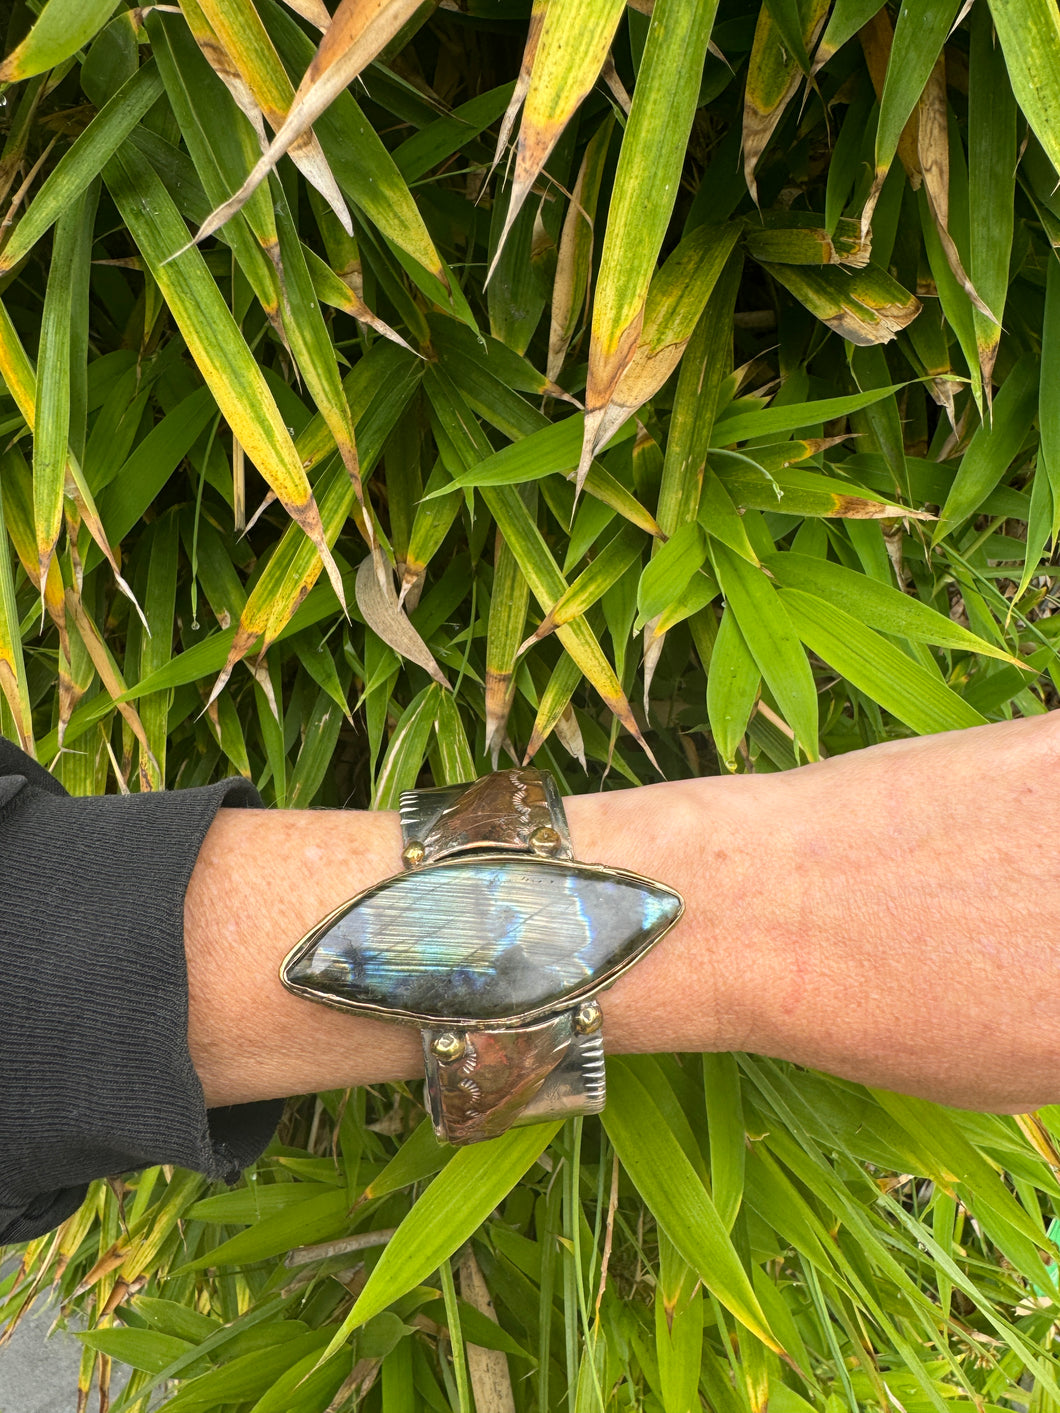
[2,0,1060,1407]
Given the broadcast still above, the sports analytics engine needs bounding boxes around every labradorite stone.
[283,856,682,1024]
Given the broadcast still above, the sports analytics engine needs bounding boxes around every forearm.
[185,714,1060,1113]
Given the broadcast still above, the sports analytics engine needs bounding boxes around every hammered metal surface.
[281,855,682,1025]
[422,1012,606,1144]
[399,769,573,864]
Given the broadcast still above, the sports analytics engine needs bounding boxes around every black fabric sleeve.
[0,738,284,1243]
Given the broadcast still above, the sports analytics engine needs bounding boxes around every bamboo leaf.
[188,0,351,233]
[603,1058,781,1351]
[0,64,164,277]
[189,0,420,247]
[580,0,721,494]
[0,452,34,754]
[0,0,118,82]
[778,588,989,732]
[103,142,346,613]
[489,0,625,276]
[356,552,448,690]
[32,185,94,593]
[934,354,1039,541]
[706,604,759,772]
[765,551,1021,663]
[710,542,819,761]
[742,0,830,203]
[321,1124,563,1355]
[988,0,1060,183]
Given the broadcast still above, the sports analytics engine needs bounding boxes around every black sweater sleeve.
[0,739,284,1243]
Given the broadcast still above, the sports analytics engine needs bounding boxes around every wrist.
[563,774,775,1059]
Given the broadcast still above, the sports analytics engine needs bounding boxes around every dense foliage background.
[4,0,1060,1407]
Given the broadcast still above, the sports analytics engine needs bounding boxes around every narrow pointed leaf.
[103,142,346,612]
[0,0,118,82]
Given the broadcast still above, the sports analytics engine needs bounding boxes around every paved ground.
[0,1297,89,1413]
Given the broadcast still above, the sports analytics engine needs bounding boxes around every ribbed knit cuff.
[0,770,283,1243]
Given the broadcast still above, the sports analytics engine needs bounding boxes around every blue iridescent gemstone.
[281,855,683,1025]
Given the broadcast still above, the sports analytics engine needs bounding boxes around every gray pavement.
[0,1297,87,1413]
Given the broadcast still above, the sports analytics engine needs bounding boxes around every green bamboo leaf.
[702,1052,745,1231]
[0,0,117,82]
[527,523,643,649]
[102,143,346,611]
[433,689,476,786]
[988,0,1060,183]
[0,64,163,276]
[76,1328,196,1376]
[716,461,928,520]
[287,688,345,809]
[934,354,1039,541]
[655,1234,706,1413]
[635,523,709,631]
[814,0,884,71]
[711,543,818,761]
[777,588,988,732]
[484,482,654,762]
[138,511,180,789]
[150,1331,333,1413]
[742,0,830,201]
[0,452,34,754]
[603,1059,781,1351]
[189,0,349,232]
[657,254,742,536]
[712,383,907,444]
[321,1123,563,1357]
[582,0,720,491]
[227,0,448,291]
[148,13,281,319]
[33,183,96,591]
[1042,256,1060,540]
[871,0,961,197]
[273,183,367,523]
[177,1189,350,1273]
[764,551,1021,663]
[525,648,585,764]
[706,604,760,772]
[968,5,1017,389]
[373,685,441,811]
[486,520,531,765]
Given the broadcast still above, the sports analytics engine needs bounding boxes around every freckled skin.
[186,715,1060,1113]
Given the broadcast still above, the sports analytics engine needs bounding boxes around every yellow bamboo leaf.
[0,296,144,626]
[487,0,548,185]
[488,0,626,281]
[189,0,421,247]
[64,590,160,792]
[580,0,721,496]
[742,0,830,204]
[581,223,741,462]
[0,459,34,756]
[547,113,613,383]
[916,56,997,328]
[184,0,352,233]
[104,142,347,614]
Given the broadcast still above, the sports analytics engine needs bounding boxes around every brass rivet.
[530,825,561,855]
[573,1000,603,1035]
[402,840,426,867]
[430,1032,466,1062]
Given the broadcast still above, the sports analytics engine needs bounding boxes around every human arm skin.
[185,713,1060,1115]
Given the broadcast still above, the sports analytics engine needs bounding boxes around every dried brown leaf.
[355,549,449,688]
